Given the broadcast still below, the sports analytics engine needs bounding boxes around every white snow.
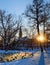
[0,48,50,65]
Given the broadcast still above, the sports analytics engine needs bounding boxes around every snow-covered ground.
[0,48,50,65]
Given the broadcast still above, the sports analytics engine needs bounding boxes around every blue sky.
[0,0,50,36]
[0,0,33,16]
[0,0,50,16]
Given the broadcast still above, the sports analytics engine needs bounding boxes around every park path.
[0,49,50,65]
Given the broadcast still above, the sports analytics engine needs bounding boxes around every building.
[19,26,22,39]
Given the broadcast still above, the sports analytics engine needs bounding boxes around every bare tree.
[25,0,44,35]
[40,3,50,34]
[0,10,21,49]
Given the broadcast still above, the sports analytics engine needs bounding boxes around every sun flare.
[36,34,46,42]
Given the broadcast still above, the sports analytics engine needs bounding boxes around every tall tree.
[40,3,50,34]
[25,0,44,35]
[0,10,21,49]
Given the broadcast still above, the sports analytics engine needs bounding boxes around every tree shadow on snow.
[39,52,45,65]
[45,49,50,57]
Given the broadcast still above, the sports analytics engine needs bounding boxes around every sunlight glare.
[36,34,45,42]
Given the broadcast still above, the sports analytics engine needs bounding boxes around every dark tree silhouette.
[25,0,44,35]
[40,3,50,34]
[0,10,21,50]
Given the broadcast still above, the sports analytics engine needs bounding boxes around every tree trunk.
[37,23,40,35]
[43,22,45,34]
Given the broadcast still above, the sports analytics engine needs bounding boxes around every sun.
[36,34,46,43]
[38,35,44,41]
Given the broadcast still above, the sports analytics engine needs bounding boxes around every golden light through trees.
[36,34,47,43]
